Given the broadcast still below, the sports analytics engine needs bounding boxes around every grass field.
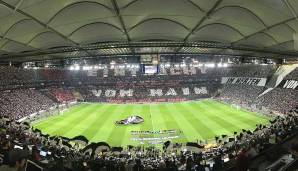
[32,99,270,147]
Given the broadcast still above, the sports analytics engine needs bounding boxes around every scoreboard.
[144,65,158,74]
[140,64,159,74]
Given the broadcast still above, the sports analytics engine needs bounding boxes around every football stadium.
[0,1,298,171]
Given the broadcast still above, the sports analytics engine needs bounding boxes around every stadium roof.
[0,0,298,62]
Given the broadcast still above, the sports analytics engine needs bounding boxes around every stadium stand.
[46,88,76,103]
[0,89,55,120]
[0,63,296,118]
[256,88,298,114]
[0,64,297,171]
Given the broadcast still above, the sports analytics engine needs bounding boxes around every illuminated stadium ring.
[115,115,144,125]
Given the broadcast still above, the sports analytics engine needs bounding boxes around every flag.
[70,135,89,145]
[185,142,204,152]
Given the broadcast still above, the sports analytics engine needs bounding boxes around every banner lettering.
[281,80,298,90]
[221,77,267,86]
[91,87,209,98]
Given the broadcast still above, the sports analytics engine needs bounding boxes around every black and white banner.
[279,80,298,90]
[221,77,267,86]
[91,87,209,98]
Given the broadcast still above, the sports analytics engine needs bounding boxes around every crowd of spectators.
[255,67,298,114]
[0,63,296,118]
[256,88,298,114]
[0,64,276,89]
[218,65,297,115]
[0,63,295,116]
[0,66,36,85]
[0,89,55,120]
[283,68,298,80]
[46,88,76,103]
[219,85,263,107]
[204,64,276,78]
[219,87,297,115]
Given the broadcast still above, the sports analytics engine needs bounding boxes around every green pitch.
[32,100,270,147]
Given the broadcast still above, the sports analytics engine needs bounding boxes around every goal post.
[231,104,240,110]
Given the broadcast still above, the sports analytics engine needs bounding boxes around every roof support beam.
[186,0,206,13]
[284,23,296,33]
[183,0,223,41]
[231,17,297,45]
[0,35,68,60]
[110,0,135,54]
[4,47,297,62]
[265,40,293,48]
[0,0,93,57]
[176,0,223,53]
[283,0,298,24]
[0,35,39,51]
[2,41,298,61]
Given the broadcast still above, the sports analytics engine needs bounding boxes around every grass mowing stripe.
[100,105,128,143]
[63,104,107,138]
[207,100,268,124]
[82,105,116,142]
[164,103,203,141]
[158,104,188,143]
[150,104,167,131]
[189,101,233,132]
[174,103,216,140]
[184,102,231,135]
[149,104,156,132]
[158,104,180,130]
[203,101,257,127]
[79,104,116,141]
[194,101,244,130]
[203,101,268,130]
[120,105,142,146]
[140,105,153,132]
[203,101,266,128]
[45,105,100,135]
[149,104,155,135]
[107,104,134,146]
[213,100,270,121]
[33,104,95,134]
[131,104,155,145]
[86,104,119,142]
[150,103,173,146]
[192,101,257,137]
[33,104,90,128]
[89,104,126,144]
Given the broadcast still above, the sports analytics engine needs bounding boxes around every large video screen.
[144,65,158,74]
